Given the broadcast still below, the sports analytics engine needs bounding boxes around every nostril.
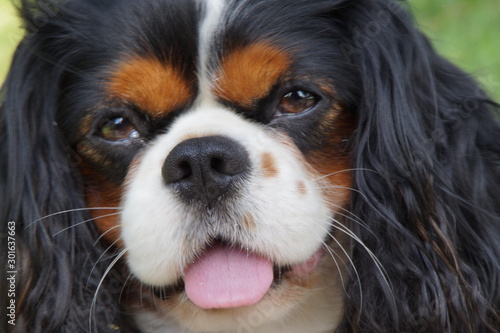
[210,157,224,173]
[162,158,193,184]
[179,160,192,180]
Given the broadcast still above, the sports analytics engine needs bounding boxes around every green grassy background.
[1,0,22,82]
[1,0,499,100]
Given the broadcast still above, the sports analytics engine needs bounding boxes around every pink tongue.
[184,244,274,309]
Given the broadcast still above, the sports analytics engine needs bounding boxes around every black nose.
[162,136,250,205]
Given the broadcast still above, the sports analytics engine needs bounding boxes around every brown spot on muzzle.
[261,152,279,178]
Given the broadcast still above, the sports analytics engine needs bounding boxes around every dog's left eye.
[98,117,140,141]
[277,90,319,116]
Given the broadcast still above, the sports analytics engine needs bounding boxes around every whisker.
[150,285,158,310]
[88,237,124,288]
[311,181,377,235]
[89,249,127,333]
[140,281,146,310]
[119,273,134,304]
[321,199,373,231]
[312,168,377,182]
[25,207,121,229]
[94,225,122,245]
[298,222,350,296]
[321,241,348,293]
[51,212,122,237]
[313,183,371,203]
[328,219,394,302]
[319,222,361,303]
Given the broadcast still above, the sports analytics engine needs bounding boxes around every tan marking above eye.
[107,57,194,116]
[213,43,292,108]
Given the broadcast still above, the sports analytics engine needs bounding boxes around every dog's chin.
[132,241,344,332]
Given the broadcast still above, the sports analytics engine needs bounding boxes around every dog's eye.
[278,90,319,115]
[98,117,139,141]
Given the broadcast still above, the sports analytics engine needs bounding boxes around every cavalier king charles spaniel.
[1,0,499,332]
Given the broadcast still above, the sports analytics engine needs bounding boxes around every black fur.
[1,0,499,332]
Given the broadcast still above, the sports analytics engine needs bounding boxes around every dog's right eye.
[98,117,140,141]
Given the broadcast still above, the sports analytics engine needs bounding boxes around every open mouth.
[151,241,325,309]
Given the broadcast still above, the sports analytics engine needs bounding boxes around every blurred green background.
[1,0,499,100]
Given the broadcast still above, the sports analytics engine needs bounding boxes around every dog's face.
[4,0,500,332]
[63,0,355,331]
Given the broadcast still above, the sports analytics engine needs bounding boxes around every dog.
[1,0,499,332]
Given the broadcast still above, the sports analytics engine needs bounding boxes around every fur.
[1,0,499,332]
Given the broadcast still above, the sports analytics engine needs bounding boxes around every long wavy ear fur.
[335,1,500,332]
[0,2,138,332]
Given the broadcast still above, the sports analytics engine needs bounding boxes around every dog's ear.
[0,4,136,332]
[334,1,500,332]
